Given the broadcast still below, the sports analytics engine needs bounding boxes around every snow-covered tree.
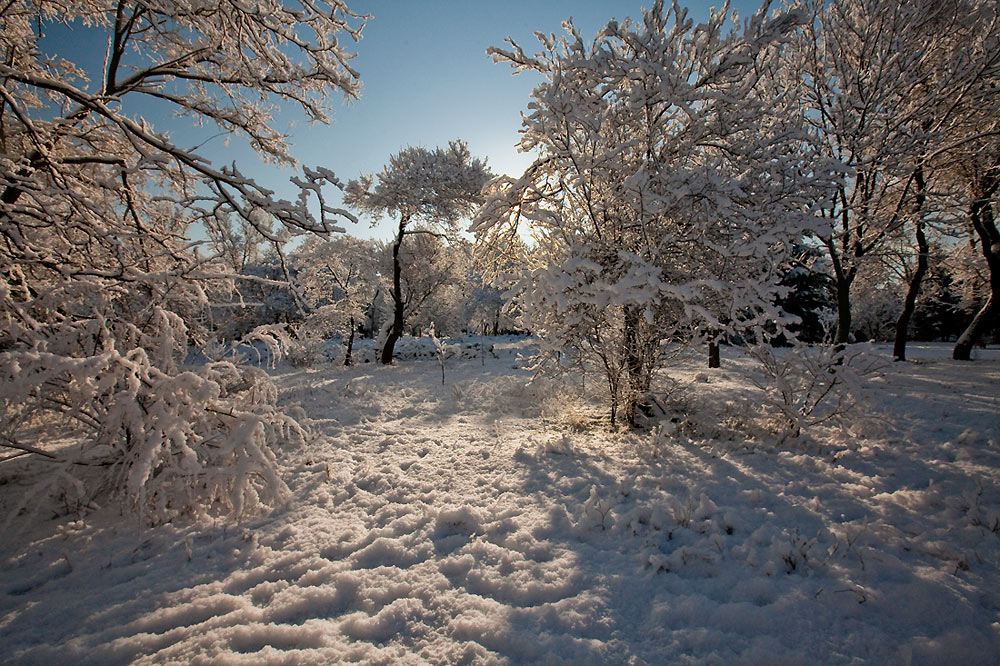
[291,235,379,365]
[396,235,469,336]
[884,0,1000,360]
[950,234,996,344]
[789,0,1000,357]
[470,234,530,336]
[0,1,363,522]
[343,141,491,364]
[475,0,837,425]
[908,246,965,342]
[951,147,1000,358]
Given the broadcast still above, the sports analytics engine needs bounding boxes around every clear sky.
[49,0,762,242]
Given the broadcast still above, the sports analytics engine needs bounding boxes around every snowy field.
[2,340,999,665]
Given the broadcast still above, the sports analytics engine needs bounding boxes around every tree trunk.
[708,341,720,368]
[954,173,999,360]
[365,287,380,338]
[953,293,995,360]
[824,233,855,346]
[834,275,853,345]
[622,306,645,426]
[826,188,859,346]
[893,166,929,362]
[892,221,928,361]
[380,216,408,364]
[344,316,355,366]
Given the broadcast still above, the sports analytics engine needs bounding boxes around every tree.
[475,0,837,425]
[343,141,491,364]
[775,246,836,345]
[788,0,1000,357]
[909,246,965,342]
[470,234,530,336]
[291,235,379,365]
[890,1,1000,360]
[0,1,363,522]
[394,235,469,337]
[792,0,943,346]
[952,148,1000,359]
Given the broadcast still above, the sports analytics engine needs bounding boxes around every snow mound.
[434,505,484,536]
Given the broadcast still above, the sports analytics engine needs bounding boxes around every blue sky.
[307,0,764,239]
[49,0,761,241]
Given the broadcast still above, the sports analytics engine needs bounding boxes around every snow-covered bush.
[429,323,447,385]
[581,485,614,531]
[0,1,362,522]
[285,337,329,368]
[1,313,300,524]
[748,344,885,444]
[242,324,320,368]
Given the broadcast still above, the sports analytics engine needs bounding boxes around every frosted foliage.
[1,314,298,523]
[476,0,838,424]
[344,141,491,230]
[396,234,468,331]
[290,235,380,340]
[344,141,491,364]
[0,1,363,521]
[787,0,1000,346]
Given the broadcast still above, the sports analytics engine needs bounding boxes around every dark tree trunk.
[825,236,855,346]
[364,287,380,339]
[829,188,857,346]
[344,316,355,366]
[380,216,408,364]
[954,292,996,360]
[954,186,1000,360]
[708,341,720,368]
[893,166,929,362]
[622,306,645,426]
[892,221,928,361]
[834,274,853,345]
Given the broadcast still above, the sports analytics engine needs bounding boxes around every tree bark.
[380,215,408,364]
[622,306,646,426]
[834,274,853,345]
[828,187,857,346]
[893,166,928,362]
[825,228,855,346]
[953,292,995,359]
[954,185,999,360]
[344,316,355,366]
[892,221,928,361]
[708,341,720,368]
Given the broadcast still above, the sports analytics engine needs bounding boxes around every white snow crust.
[2,341,998,665]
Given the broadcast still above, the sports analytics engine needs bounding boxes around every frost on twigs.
[245,323,327,368]
[475,0,838,426]
[747,344,886,446]
[0,1,363,524]
[429,322,447,385]
[580,484,614,532]
[0,315,299,525]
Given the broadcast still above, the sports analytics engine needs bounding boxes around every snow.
[2,341,999,665]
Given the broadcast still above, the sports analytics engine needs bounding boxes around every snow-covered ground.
[2,340,999,665]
